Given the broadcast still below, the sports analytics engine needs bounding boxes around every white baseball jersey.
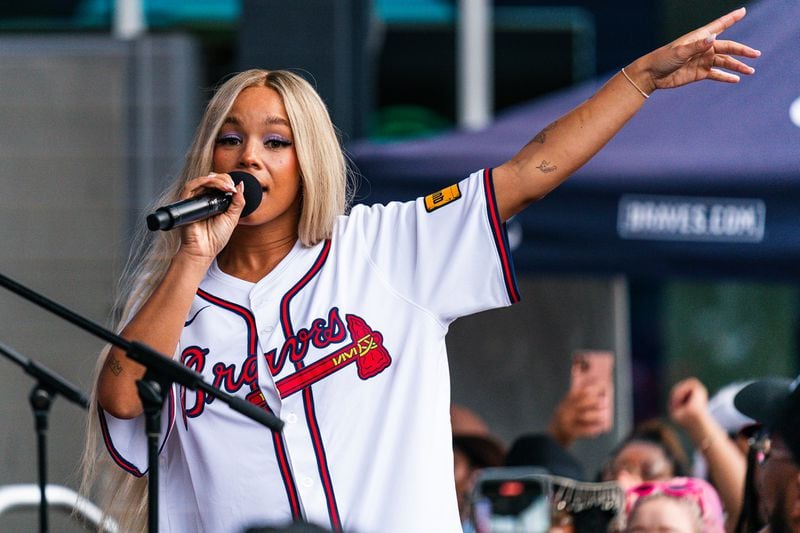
[100,168,520,532]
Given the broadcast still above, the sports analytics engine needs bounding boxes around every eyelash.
[215,135,240,146]
[265,138,292,149]
[214,135,293,149]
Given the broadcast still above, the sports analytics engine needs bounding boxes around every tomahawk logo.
[274,313,392,398]
[179,309,392,421]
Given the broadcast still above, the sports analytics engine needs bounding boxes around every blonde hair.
[624,493,703,533]
[80,69,353,531]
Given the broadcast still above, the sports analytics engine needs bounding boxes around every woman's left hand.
[633,7,761,94]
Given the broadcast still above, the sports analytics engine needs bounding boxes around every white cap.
[708,380,756,434]
[693,380,756,479]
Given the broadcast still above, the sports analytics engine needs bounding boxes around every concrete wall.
[0,34,198,531]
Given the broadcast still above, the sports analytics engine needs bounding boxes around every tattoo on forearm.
[536,160,557,173]
[108,355,123,376]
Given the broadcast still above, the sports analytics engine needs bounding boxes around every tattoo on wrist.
[108,355,123,376]
[537,160,557,173]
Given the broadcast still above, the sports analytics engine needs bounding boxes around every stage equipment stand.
[0,272,284,533]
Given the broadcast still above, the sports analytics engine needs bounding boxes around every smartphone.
[471,467,551,533]
[471,468,624,533]
[570,350,615,433]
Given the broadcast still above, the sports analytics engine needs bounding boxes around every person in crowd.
[504,376,612,481]
[622,477,725,533]
[505,433,586,481]
[450,404,507,529]
[81,8,759,532]
[601,418,690,491]
[503,375,620,530]
[668,377,751,531]
[734,376,800,533]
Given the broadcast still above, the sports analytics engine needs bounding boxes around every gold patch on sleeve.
[424,184,462,212]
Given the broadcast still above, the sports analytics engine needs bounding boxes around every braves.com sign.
[617,194,765,243]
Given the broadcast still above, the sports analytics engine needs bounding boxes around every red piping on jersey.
[280,239,343,532]
[196,288,303,521]
[483,167,521,303]
[98,407,145,477]
[269,402,303,520]
[197,289,259,355]
[98,388,176,478]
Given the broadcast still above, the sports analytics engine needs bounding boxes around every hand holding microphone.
[146,171,263,231]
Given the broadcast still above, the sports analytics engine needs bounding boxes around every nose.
[238,138,262,170]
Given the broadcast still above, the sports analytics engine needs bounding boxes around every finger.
[576,410,605,425]
[669,383,691,407]
[707,68,743,83]
[577,420,608,436]
[575,383,603,397]
[207,172,239,194]
[575,403,603,415]
[669,378,687,396]
[713,54,756,75]
[183,172,236,196]
[702,7,747,38]
[227,181,246,213]
[180,172,238,200]
[574,396,601,410]
[712,39,762,59]
[570,386,592,403]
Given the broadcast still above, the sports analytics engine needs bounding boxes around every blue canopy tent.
[349,0,800,280]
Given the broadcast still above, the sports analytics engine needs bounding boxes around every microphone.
[146,172,263,231]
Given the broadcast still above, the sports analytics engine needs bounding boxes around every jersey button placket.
[251,290,282,394]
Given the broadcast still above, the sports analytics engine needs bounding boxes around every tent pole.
[457,0,492,130]
[114,0,147,40]
[612,275,633,441]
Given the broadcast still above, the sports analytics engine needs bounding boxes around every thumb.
[697,32,716,53]
[672,31,716,65]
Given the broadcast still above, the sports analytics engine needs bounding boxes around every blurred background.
[1,0,798,530]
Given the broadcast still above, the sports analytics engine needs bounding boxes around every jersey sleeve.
[98,386,177,477]
[350,167,519,323]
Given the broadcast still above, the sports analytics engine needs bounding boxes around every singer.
[84,10,759,533]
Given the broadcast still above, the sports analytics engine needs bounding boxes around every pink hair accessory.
[624,476,725,533]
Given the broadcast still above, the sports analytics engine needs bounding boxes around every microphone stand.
[0,340,89,533]
[0,272,284,533]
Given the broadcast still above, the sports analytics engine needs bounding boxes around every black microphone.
[146,172,263,231]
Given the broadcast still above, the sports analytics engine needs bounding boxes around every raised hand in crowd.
[548,383,611,448]
[669,377,747,532]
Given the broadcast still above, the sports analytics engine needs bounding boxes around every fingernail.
[208,172,217,177]
[704,33,716,44]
